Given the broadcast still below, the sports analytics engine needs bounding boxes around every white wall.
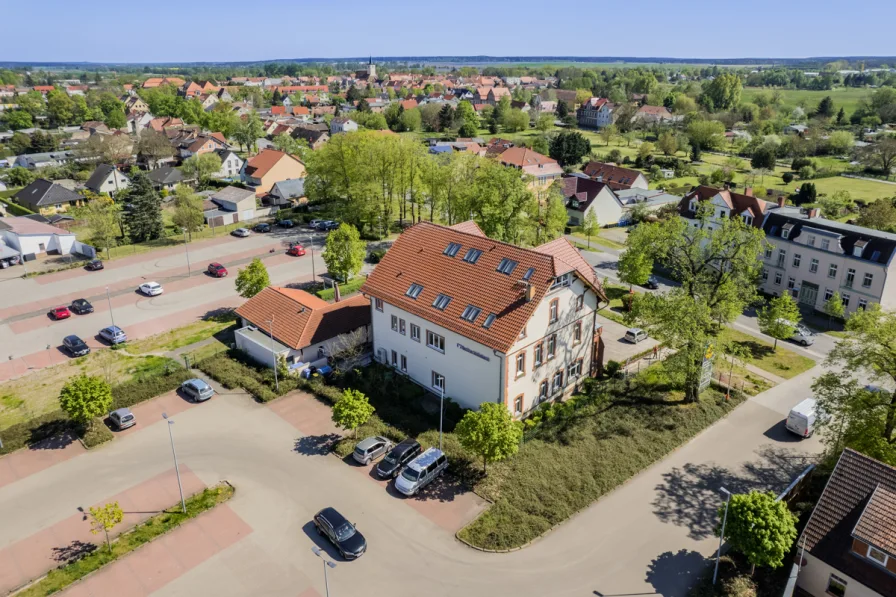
[797,554,883,597]
[0,232,75,256]
[370,299,504,411]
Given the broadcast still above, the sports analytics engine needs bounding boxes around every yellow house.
[240,149,306,196]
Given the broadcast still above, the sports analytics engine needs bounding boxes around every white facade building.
[361,221,607,415]
[0,217,76,257]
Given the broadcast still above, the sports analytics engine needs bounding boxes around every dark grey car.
[62,335,90,357]
[352,436,392,465]
[180,378,214,402]
[376,438,422,479]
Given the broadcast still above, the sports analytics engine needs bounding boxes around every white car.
[231,228,250,238]
[139,282,164,296]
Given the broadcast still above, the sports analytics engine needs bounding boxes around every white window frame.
[400,354,407,372]
[826,574,847,597]
[431,371,445,392]
[821,238,830,251]
[858,298,868,311]
[547,334,557,359]
[410,323,420,342]
[845,268,855,288]
[399,319,406,335]
[375,298,384,312]
[515,352,525,377]
[551,370,564,393]
[549,300,559,323]
[774,272,782,285]
[863,272,873,288]
[391,315,398,331]
[426,330,445,353]
[792,254,801,268]
[810,258,819,273]
[828,263,838,278]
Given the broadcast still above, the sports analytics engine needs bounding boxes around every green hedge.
[0,196,34,216]
[111,367,192,410]
[195,351,292,402]
[0,411,74,455]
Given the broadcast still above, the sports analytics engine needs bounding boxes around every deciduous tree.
[549,131,592,167]
[136,129,175,169]
[323,223,366,282]
[80,195,121,257]
[58,374,113,425]
[5,110,33,130]
[181,152,222,189]
[89,502,124,553]
[582,210,599,249]
[331,388,375,439]
[700,73,742,112]
[170,184,205,240]
[718,491,797,572]
[235,258,270,299]
[856,198,896,231]
[455,402,523,473]
[456,101,479,137]
[757,293,801,350]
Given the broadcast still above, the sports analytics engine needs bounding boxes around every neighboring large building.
[760,206,896,316]
[361,221,608,416]
[0,217,76,257]
[561,175,621,226]
[582,161,649,191]
[576,97,615,129]
[679,185,773,230]
[796,448,896,597]
[498,147,564,191]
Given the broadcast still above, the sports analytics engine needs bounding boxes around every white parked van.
[785,398,817,438]
[394,448,447,496]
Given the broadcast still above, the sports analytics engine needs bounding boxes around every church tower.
[367,56,376,81]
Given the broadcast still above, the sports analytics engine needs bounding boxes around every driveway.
[597,312,660,364]
[0,359,831,597]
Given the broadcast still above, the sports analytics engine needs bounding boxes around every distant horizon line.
[2,54,896,68]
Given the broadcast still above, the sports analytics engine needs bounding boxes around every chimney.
[807,208,820,219]
[744,187,753,197]
[334,282,341,302]
[525,284,536,303]
[777,196,786,208]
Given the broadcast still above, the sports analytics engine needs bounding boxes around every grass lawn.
[0,351,179,432]
[458,363,746,551]
[811,175,896,202]
[126,317,236,356]
[717,328,816,379]
[316,275,366,300]
[741,87,869,117]
[17,484,234,597]
[568,232,626,251]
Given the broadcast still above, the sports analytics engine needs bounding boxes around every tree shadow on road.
[651,444,815,540]
[52,539,97,563]
[645,549,708,597]
[294,434,340,456]
[27,427,77,451]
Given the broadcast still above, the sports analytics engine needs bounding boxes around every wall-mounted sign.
[457,343,490,362]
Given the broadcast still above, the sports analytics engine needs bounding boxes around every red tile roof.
[360,222,606,353]
[236,287,369,350]
[399,99,418,111]
[582,161,646,190]
[244,149,303,179]
[681,185,769,227]
[271,106,286,116]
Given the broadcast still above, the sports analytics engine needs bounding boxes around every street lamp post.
[310,231,316,282]
[162,413,187,513]
[311,546,336,597]
[439,383,445,451]
[266,316,279,392]
[713,486,732,585]
[106,286,116,329]
[182,228,191,276]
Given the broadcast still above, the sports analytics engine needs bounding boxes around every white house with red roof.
[361,221,608,415]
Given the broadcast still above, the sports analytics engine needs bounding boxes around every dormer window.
[854,246,864,257]
[689,199,697,212]
[550,272,571,289]
[866,545,889,566]
[782,224,793,240]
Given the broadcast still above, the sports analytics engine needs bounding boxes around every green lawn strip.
[0,195,34,216]
[315,276,365,301]
[458,372,747,551]
[126,317,236,356]
[568,233,625,251]
[16,484,234,597]
[717,328,815,379]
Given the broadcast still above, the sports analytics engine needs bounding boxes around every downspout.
[493,349,504,406]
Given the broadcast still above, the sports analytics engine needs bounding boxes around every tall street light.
[265,315,279,392]
[106,286,116,329]
[162,413,187,513]
[713,486,732,585]
[311,546,336,597]
[182,228,191,276]
[310,231,316,282]
[439,382,445,451]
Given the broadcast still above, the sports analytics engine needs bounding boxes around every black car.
[71,298,94,314]
[644,275,659,290]
[376,438,422,479]
[62,335,90,357]
[254,223,271,233]
[321,221,339,231]
[85,259,104,271]
[313,507,367,560]
[277,219,294,228]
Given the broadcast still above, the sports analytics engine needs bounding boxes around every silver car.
[109,407,136,430]
[352,436,393,465]
[180,378,214,402]
[99,326,127,344]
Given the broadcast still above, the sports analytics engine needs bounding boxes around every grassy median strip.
[717,328,815,379]
[458,365,747,551]
[16,483,234,597]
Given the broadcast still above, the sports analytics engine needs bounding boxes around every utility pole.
[182,228,191,276]
[266,315,279,392]
[162,413,187,514]
[713,487,732,585]
[106,286,116,329]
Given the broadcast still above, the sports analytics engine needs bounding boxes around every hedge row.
[195,351,293,402]
[0,411,74,455]
[111,368,192,410]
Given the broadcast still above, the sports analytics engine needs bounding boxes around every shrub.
[0,411,73,455]
[195,350,293,402]
[605,360,622,378]
[799,166,816,180]
[367,248,388,263]
[80,419,114,448]
[111,367,191,410]
[791,157,815,172]
[782,172,794,184]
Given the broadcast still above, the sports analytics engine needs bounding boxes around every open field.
[741,86,869,116]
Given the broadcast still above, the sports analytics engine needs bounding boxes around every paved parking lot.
[597,312,660,363]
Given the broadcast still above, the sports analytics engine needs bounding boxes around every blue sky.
[6,0,896,63]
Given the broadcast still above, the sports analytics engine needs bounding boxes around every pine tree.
[836,107,846,125]
[124,170,164,242]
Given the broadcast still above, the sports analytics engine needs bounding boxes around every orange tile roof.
[360,222,606,353]
[244,149,302,179]
[235,287,369,349]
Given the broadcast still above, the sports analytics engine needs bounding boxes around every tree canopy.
[455,402,523,473]
[59,374,113,425]
[718,491,797,570]
[234,258,270,298]
[331,388,375,438]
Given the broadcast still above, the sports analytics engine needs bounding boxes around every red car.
[50,306,71,320]
[207,263,228,277]
[287,245,306,257]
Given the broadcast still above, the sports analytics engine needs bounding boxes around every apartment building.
[576,97,615,129]
[360,221,608,416]
[761,207,896,315]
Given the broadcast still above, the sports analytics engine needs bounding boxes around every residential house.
[498,147,564,191]
[614,188,682,222]
[123,96,149,115]
[577,97,616,129]
[14,150,79,170]
[65,85,88,96]
[234,288,370,372]
[0,217,76,257]
[146,166,187,192]
[269,178,306,206]
[582,161,649,190]
[149,117,185,133]
[485,138,515,157]
[486,87,511,105]
[561,175,621,226]
[633,104,676,125]
[241,149,307,196]
[795,448,896,597]
[12,179,84,215]
[212,149,245,179]
[169,131,229,160]
[360,221,608,415]
[127,112,155,136]
[680,185,772,230]
[203,186,257,226]
[84,164,130,195]
[785,123,809,136]
[291,124,330,150]
[330,118,358,135]
[760,205,896,316]
[141,77,185,89]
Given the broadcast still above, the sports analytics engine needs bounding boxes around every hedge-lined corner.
[457,381,748,551]
[15,483,235,597]
[195,351,293,402]
[80,419,114,449]
[315,276,366,301]
[0,366,191,456]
